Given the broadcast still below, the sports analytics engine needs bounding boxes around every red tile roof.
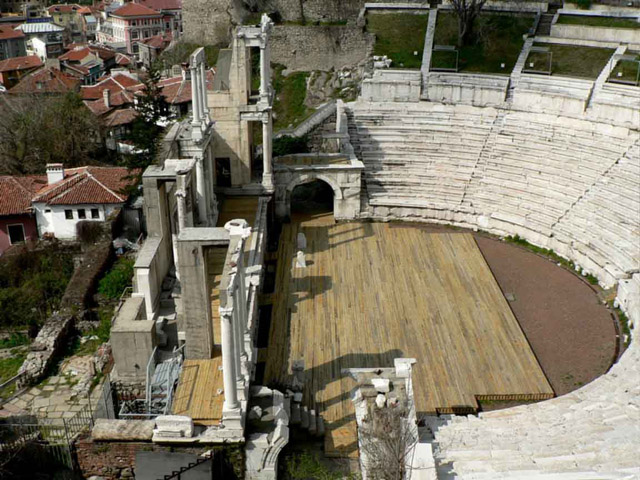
[10,66,79,94]
[47,4,82,14]
[80,73,139,100]
[59,46,92,62]
[136,0,181,11]
[115,53,132,66]
[32,167,137,206]
[0,55,42,73]
[0,25,25,40]
[112,3,161,17]
[104,107,138,127]
[0,176,47,216]
[140,34,167,49]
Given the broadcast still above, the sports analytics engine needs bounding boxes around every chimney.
[103,88,110,108]
[46,163,64,185]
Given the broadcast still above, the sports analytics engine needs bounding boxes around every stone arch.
[285,172,344,200]
[276,172,345,221]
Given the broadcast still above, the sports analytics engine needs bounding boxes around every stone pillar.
[176,189,187,231]
[195,155,208,226]
[206,148,218,223]
[190,64,202,142]
[262,116,273,189]
[259,45,268,100]
[220,307,239,410]
[199,61,209,122]
[232,299,245,377]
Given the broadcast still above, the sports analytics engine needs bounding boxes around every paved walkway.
[0,354,103,425]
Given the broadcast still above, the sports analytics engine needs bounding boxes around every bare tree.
[359,406,419,480]
[450,0,488,47]
[0,92,101,175]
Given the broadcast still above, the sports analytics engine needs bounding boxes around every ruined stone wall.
[182,0,422,46]
[270,25,374,72]
[268,0,365,23]
[181,0,246,45]
[75,436,244,480]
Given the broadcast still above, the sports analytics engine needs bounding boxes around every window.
[7,224,25,244]
[131,31,138,39]
[91,208,99,219]
[78,209,86,219]
[65,209,73,219]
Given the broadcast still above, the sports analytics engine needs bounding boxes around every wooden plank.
[265,215,553,457]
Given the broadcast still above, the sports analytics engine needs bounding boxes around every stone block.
[154,415,194,438]
[92,419,155,441]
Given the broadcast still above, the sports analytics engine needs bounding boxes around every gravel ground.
[475,235,616,396]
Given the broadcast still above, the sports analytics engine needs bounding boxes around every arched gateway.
[273,152,364,221]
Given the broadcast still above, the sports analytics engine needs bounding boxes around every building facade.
[97,3,164,56]
[0,24,26,60]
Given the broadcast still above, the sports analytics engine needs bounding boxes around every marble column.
[199,61,209,122]
[176,189,187,231]
[232,297,245,379]
[220,307,239,410]
[195,155,208,225]
[262,116,273,189]
[190,65,201,127]
[259,45,268,100]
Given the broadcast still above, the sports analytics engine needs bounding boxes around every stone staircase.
[421,8,439,74]
[506,38,534,101]
[535,3,560,36]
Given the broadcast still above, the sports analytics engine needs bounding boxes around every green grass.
[527,44,614,79]
[0,333,29,349]
[284,453,359,480]
[0,350,26,399]
[367,12,429,69]
[155,42,221,70]
[68,305,114,357]
[432,12,534,73]
[272,65,312,131]
[557,15,640,29]
[505,235,598,285]
[609,53,640,84]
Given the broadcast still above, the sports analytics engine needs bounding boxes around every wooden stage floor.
[173,197,260,425]
[264,214,553,456]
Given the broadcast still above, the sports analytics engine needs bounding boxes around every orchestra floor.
[264,213,553,457]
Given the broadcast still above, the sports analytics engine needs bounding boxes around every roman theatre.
[261,75,639,474]
[104,34,639,478]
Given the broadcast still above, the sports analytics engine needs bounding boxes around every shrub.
[76,221,106,245]
[98,257,135,299]
[272,135,309,157]
[0,246,75,329]
[576,0,591,9]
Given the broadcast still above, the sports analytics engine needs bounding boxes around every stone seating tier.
[348,101,639,290]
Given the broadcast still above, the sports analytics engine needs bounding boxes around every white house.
[32,163,136,240]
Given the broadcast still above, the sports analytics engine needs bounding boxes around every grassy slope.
[557,15,640,29]
[432,12,534,73]
[367,12,429,69]
[528,44,614,79]
[272,65,312,131]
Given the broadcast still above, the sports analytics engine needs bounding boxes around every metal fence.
[0,374,117,472]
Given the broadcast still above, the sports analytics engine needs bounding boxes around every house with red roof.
[97,2,166,56]
[80,68,213,149]
[9,65,79,94]
[46,4,84,43]
[31,163,137,240]
[0,24,26,61]
[0,54,41,88]
[0,175,46,254]
[136,32,171,69]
